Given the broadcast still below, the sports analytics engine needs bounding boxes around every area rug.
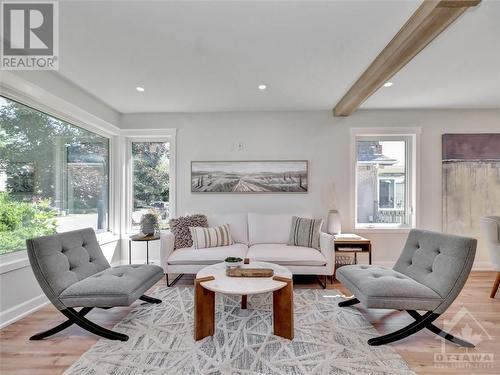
[64,287,415,374]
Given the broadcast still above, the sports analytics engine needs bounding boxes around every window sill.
[0,231,121,275]
[354,227,413,235]
[0,250,30,275]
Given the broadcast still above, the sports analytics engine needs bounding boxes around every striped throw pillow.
[190,224,234,249]
[287,216,323,250]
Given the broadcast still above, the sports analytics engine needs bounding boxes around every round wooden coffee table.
[194,261,294,340]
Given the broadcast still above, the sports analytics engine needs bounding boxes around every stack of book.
[333,233,362,241]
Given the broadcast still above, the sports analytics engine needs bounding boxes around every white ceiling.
[57,0,500,113]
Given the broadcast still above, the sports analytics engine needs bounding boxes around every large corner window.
[129,140,171,231]
[355,134,415,229]
[0,96,109,255]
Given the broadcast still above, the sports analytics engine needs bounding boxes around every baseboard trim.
[0,294,49,329]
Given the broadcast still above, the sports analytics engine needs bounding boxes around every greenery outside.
[0,193,57,254]
[0,96,109,255]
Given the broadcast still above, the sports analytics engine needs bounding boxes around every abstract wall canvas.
[191,161,308,193]
[442,134,500,238]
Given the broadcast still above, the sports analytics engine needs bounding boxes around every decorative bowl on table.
[224,257,243,269]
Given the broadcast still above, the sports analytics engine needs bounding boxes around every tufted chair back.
[26,228,110,310]
[393,229,476,314]
[480,216,500,271]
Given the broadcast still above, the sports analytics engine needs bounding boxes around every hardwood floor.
[0,271,498,374]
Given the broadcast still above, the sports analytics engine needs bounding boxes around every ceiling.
[57,0,500,113]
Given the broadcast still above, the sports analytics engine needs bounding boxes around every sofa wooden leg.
[490,272,500,298]
[317,275,327,289]
[30,307,93,340]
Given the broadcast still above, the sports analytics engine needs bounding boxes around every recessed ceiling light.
[383,82,393,87]
[136,86,145,92]
[258,84,267,90]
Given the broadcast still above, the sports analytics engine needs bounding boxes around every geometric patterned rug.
[64,287,415,374]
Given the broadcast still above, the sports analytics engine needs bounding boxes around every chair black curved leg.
[338,298,360,307]
[139,295,162,304]
[407,310,474,348]
[166,273,183,287]
[60,308,129,341]
[30,307,93,340]
[368,311,439,346]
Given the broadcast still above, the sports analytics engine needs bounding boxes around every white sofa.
[160,213,335,287]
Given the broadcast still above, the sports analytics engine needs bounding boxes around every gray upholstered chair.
[480,216,500,298]
[337,229,477,347]
[26,228,164,341]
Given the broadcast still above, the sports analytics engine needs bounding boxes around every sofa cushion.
[208,213,248,244]
[287,216,323,250]
[190,224,234,249]
[248,213,310,245]
[247,244,326,266]
[336,265,443,311]
[59,264,163,308]
[169,214,208,249]
[168,243,248,265]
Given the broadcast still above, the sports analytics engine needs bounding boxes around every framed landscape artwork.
[191,160,308,193]
[442,133,500,239]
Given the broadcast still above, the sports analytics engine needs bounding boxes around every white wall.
[122,108,500,268]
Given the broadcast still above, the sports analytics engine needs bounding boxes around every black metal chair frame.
[30,295,162,342]
[338,298,474,347]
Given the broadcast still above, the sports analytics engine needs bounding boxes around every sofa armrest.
[320,232,335,275]
[160,231,175,272]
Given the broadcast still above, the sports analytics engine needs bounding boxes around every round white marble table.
[196,261,292,295]
[194,261,294,341]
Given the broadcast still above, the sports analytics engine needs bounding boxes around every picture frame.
[191,160,308,193]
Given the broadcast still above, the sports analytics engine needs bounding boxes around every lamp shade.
[327,210,342,235]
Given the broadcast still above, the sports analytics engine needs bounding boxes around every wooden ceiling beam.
[333,0,481,117]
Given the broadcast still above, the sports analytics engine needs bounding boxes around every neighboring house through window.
[353,130,418,230]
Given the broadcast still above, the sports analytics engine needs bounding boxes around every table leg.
[129,241,132,265]
[272,276,294,340]
[369,244,372,265]
[354,252,357,264]
[241,295,247,309]
[194,276,215,340]
[146,241,149,264]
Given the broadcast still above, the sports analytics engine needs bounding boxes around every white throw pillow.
[190,224,235,249]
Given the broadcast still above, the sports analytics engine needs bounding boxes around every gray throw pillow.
[169,214,208,249]
[287,216,323,250]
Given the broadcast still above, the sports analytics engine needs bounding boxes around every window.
[0,96,109,255]
[129,140,171,231]
[354,134,416,229]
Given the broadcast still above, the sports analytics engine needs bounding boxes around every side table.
[129,234,160,264]
[332,234,372,282]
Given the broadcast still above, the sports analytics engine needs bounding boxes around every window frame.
[0,84,119,265]
[123,130,177,234]
[350,127,421,233]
